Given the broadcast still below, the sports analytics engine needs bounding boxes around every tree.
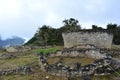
[107,23,117,30]
[25,18,82,46]
[92,25,103,30]
[35,25,52,45]
[62,18,81,32]
[92,25,98,29]
[106,23,120,44]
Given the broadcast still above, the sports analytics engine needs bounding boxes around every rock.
[6,47,18,52]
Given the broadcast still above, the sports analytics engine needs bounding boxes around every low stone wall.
[39,54,114,77]
[49,48,107,59]
[49,48,120,59]
[100,49,120,57]
[38,46,120,77]
[0,65,32,76]
[0,51,32,60]
[0,53,17,59]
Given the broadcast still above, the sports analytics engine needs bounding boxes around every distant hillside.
[0,36,25,47]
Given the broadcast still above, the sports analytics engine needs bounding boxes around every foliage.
[33,46,61,54]
[92,25,103,30]
[26,18,120,46]
[92,23,120,45]
[62,18,81,32]
[107,23,120,44]
[25,18,81,46]
[25,36,38,45]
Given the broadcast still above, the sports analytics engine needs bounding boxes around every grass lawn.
[0,45,119,80]
[111,45,120,50]
[33,46,63,54]
[0,54,38,70]
[47,56,96,66]
[0,55,119,80]
[0,50,6,54]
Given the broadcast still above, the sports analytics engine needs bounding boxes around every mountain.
[0,36,25,47]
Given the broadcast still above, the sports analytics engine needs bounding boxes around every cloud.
[0,0,120,39]
[45,12,59,25]
[0,0,21,19]
[20,0,64,27]
[83,0,107,14]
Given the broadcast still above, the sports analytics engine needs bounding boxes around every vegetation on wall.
[92,23,120,44]
[25,18,81,46]
[107,23,120,44]
[25,18,120,46]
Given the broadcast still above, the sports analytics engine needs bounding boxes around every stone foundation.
[38,46,120,77]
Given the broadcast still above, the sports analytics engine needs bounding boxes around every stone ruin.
[0,65,32,76]
[62,30,113,49]
[39,48,120,80]
[39,48,116,76]
[0,46,34,76]
[38,30,120,79]
[6,45,32,53]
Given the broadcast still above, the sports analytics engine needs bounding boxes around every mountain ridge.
[0,36,25,47]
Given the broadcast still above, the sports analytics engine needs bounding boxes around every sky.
[0,0,120,41]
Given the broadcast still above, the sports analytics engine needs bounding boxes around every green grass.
[91,75,111,80]
[111,45,120,50]
[0,54,38,70]
[0,50,6,54]
[0,55,119,80]
[47,56,96,66]
[33,46,62,54]
[1,45,119,80]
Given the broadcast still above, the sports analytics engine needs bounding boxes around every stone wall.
[62,31,113,49]
[49,48,120,59]
[0,66,32,76]
[39,53,113,77]
[6,46,32,53]
[38,45,120,78]
[49,49,107,59]
[38,49,120,77]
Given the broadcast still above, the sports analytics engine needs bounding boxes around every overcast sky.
[0,0,120,40]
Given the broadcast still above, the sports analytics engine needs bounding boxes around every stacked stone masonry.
[62,30,113,49]
[39,45,120,77]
